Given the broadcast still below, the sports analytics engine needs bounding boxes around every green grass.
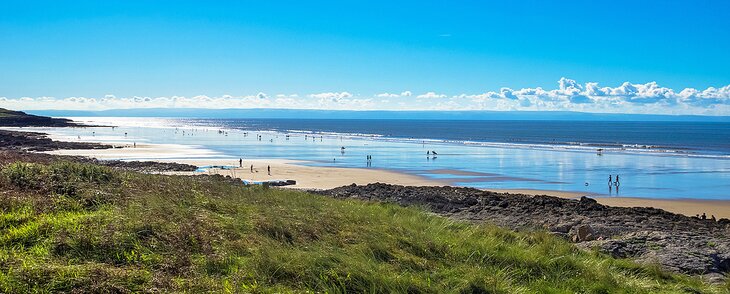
[0,108,22,118]
[0,161,727,293]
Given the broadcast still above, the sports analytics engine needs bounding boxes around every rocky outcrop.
[316,183,730,278]
[0,150,198,173]
[99,160,198,172]
[0,108,78,127]
[0,130,111,151]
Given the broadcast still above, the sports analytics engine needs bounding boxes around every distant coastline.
[27,108,730,122]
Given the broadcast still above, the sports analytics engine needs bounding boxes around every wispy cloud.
[376,91,412,98]
[2,78,729,115]
[416,92,447,99]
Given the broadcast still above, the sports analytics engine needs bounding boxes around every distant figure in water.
[431,151,438,155]
[615,175,620,186]
[267,165,271,176]
[608,175,612,185]
[427,151,430,155]
[239,158,242,167]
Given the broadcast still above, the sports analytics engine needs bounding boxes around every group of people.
[240,158,271,176]
[697,213,717,221]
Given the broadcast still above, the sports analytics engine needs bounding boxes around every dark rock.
[571,225,595,242]
[0,130,111,152]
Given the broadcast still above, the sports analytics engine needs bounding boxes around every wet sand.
[45,143,446,189]
[45,143,730,219]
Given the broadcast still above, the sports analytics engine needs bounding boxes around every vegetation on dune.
[0,160,727,293]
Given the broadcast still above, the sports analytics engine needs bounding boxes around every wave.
[73,117,730,160]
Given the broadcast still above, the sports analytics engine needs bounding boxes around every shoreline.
[43,141,730,219]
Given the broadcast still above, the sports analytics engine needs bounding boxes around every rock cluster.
[99,160,198,172]
[316,183,730,278]
[0,130,111,152]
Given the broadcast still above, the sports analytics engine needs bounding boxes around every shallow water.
[24,117,730,200]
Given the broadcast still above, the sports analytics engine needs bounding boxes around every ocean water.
[24,117,730,200]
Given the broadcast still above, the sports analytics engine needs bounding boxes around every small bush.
[1,162,43,190]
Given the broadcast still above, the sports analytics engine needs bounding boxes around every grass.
[0,108,22,118]
[0,160,727,293]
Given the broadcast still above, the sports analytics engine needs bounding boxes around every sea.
[22,117,730,200]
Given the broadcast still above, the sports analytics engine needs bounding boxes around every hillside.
[0,108,76,127]
[0,157,726,292]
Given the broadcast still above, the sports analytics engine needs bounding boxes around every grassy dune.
[0,161,727,293]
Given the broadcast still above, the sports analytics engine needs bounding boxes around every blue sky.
[1,1,729,114]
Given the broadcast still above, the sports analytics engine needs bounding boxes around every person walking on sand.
[239,158,242,167]
[250,164,253,173]
[267,165,271,176]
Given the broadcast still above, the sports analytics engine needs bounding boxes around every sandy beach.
[45,143,447,189]
[44,142,730,219]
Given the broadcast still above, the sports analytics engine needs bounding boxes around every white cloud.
[376,93,399,98]
[376,90,412,98]
[416,92,447,99]
[1,79,729,115]
[308,92,352,100]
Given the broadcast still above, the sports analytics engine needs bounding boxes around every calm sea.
[25,118,730,200]
[179,119,730,157]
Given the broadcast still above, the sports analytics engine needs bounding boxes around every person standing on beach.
[250,164,253,173]
[239,158,242,167]
[608,175,612,185]
[267,165,271,176]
